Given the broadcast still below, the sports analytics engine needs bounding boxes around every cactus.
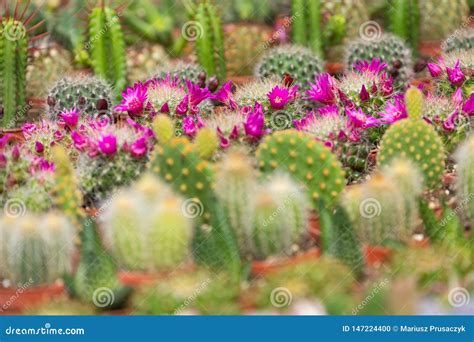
[217,0,273,23]
[193,127,219,159]
[149,134,241,270]
[455,135,474,223]
[251,173,309,260]
[156,61,207,86]
[388,0,420,53]
[0,2,43,128]
[192,0,226,82]
[47,76,113,119]
[126,43,170,83]
[291,0,324,57]
[0,212,75,286]
[255,45,324,89]
[345,34,414,86]
[102,173,192,272]
[378,88,446,188]
[225,23,272,76]
[87,3,126,94]
[443,28,474,53]
[419,0,469,42]
[256,130,346,209]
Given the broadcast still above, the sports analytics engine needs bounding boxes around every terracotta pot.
[410,77,435,93]
[308,212,321,244]
[119,264,196,288]
[0,283,65,314]
[228,75,256,86]
[0,128,24,143]
[364,245,392,266]
[419,41,442,58]
[251,248,321,277]
[325,62,344,75]
[443,172,457,187]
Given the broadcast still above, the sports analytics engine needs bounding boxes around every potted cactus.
[0,212,76,313]
[101,173,194,287]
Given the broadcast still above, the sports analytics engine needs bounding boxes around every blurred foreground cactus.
[455,135,474,224]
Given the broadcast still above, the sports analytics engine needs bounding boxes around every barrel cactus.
[47,76,113,119]
[255,45,324,89]
[454,135,474,223]
[443,28,474,53]
[378,88,446,188]
[102,174,193,272]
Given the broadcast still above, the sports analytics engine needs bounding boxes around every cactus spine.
[388,0,420,53]
[193,0,226,82]
[88,3,126,94]
[455,135,474,224]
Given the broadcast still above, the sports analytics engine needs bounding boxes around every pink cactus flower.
[463,93,474,115]
[268,85,292,109]
[130,137,148,157]
[59,109,80,129]
[212,81,238,110]
[427,63,442,77]
[446,60,465,86]
[98,134,117,156]
[307,73,338,104]
[115,82,148,117]
[346,108,379,129]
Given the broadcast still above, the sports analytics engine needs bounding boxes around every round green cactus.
[454,135,474,223]
[102,173,193,272]
[345,33,413,86]
[47,76,113,119]
[0,211,75,286]
[256,130,346,208]
[156,61,206,85]
[251,173,309,260]
[443,28,474,53]
[255,45,324,89]
[378,88,446,188]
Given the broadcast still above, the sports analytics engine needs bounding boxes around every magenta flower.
[354,59,388,75]
[0,134,12,150]
[442,111,459,132]
[11,145,20,161]
[186,80,211,108]
[176,95,189,116]
[130,137,148,157]
[380,74,394,96]
[244,102,269,139]
[463,93,474,115]
[0,153,6,168]
[115,82,148,117]
[268,85,292,109]
[98,134,117,156]
[35,141,44,154]
[452,88,463,106]
[54,130,64,142]
[446,60,465,86]
[212,81,238,110]
[21,123,37,139]
[307,73,338,104]
[59,109,80,129]
[182,116,198,137]
[216,127,231,149]
[427,63,442,77]
[359,85,370,102]
[71,131,88,151]
[379,95,407,124]
[346,108,379,129]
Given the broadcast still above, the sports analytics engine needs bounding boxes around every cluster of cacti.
[47,76,113,119]
[378,88,446,188]
[0,211,75,286]
[102,173,193,271]
[191,0,226,82]
[454,135,474,224]
[215,150,309,260]
[345,34,413,86]
[218,0,273,23]
[87,4,127,95]
[342,159,423,246]
[256,130,346,208]
[126,43,170,83]
[419,0,469,42]
[255,45,324,89]
[443,28,474,53]
[225,24,272,76]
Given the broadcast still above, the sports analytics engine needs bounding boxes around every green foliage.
[192,0,226,81]
[47,76,113,119]
[378,88,445,188]
[0,212,75,286]
[255,45,324,89]
[88,5,127,95]
[0,18,28,128]
[388,0,420,53]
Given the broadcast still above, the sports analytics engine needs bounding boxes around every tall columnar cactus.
[256,130,346,209]
[291,0,324,57]
[345,34,413,86]
[47,76,113,119]
[0,212,75,286]
[88,3,127,94]
[455,135,474,223]
[149,129,240,270]
[255,45,324,89]
[0,3,43,128]
[192,0,226,82]
[378,88,446,188]
[251,173,309,260]
[102,174,193,272]
[388,0,420,53]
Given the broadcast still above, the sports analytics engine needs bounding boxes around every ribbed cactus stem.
[455,135,474,223]
[291,0,323,57]
[405,87,424,119]
[389,0,420,53]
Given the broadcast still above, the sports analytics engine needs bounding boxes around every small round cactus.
[443,28,474,53]
[0,211,75,286]
[251,173,309,260]
[454,135,474,223]
[255,45,324,89]
[47,76,113,119]
[102,173,193,272]
[345,34,413,86]
[256,130,346,208]
[156,61,217,90]
[378,88,446,188]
